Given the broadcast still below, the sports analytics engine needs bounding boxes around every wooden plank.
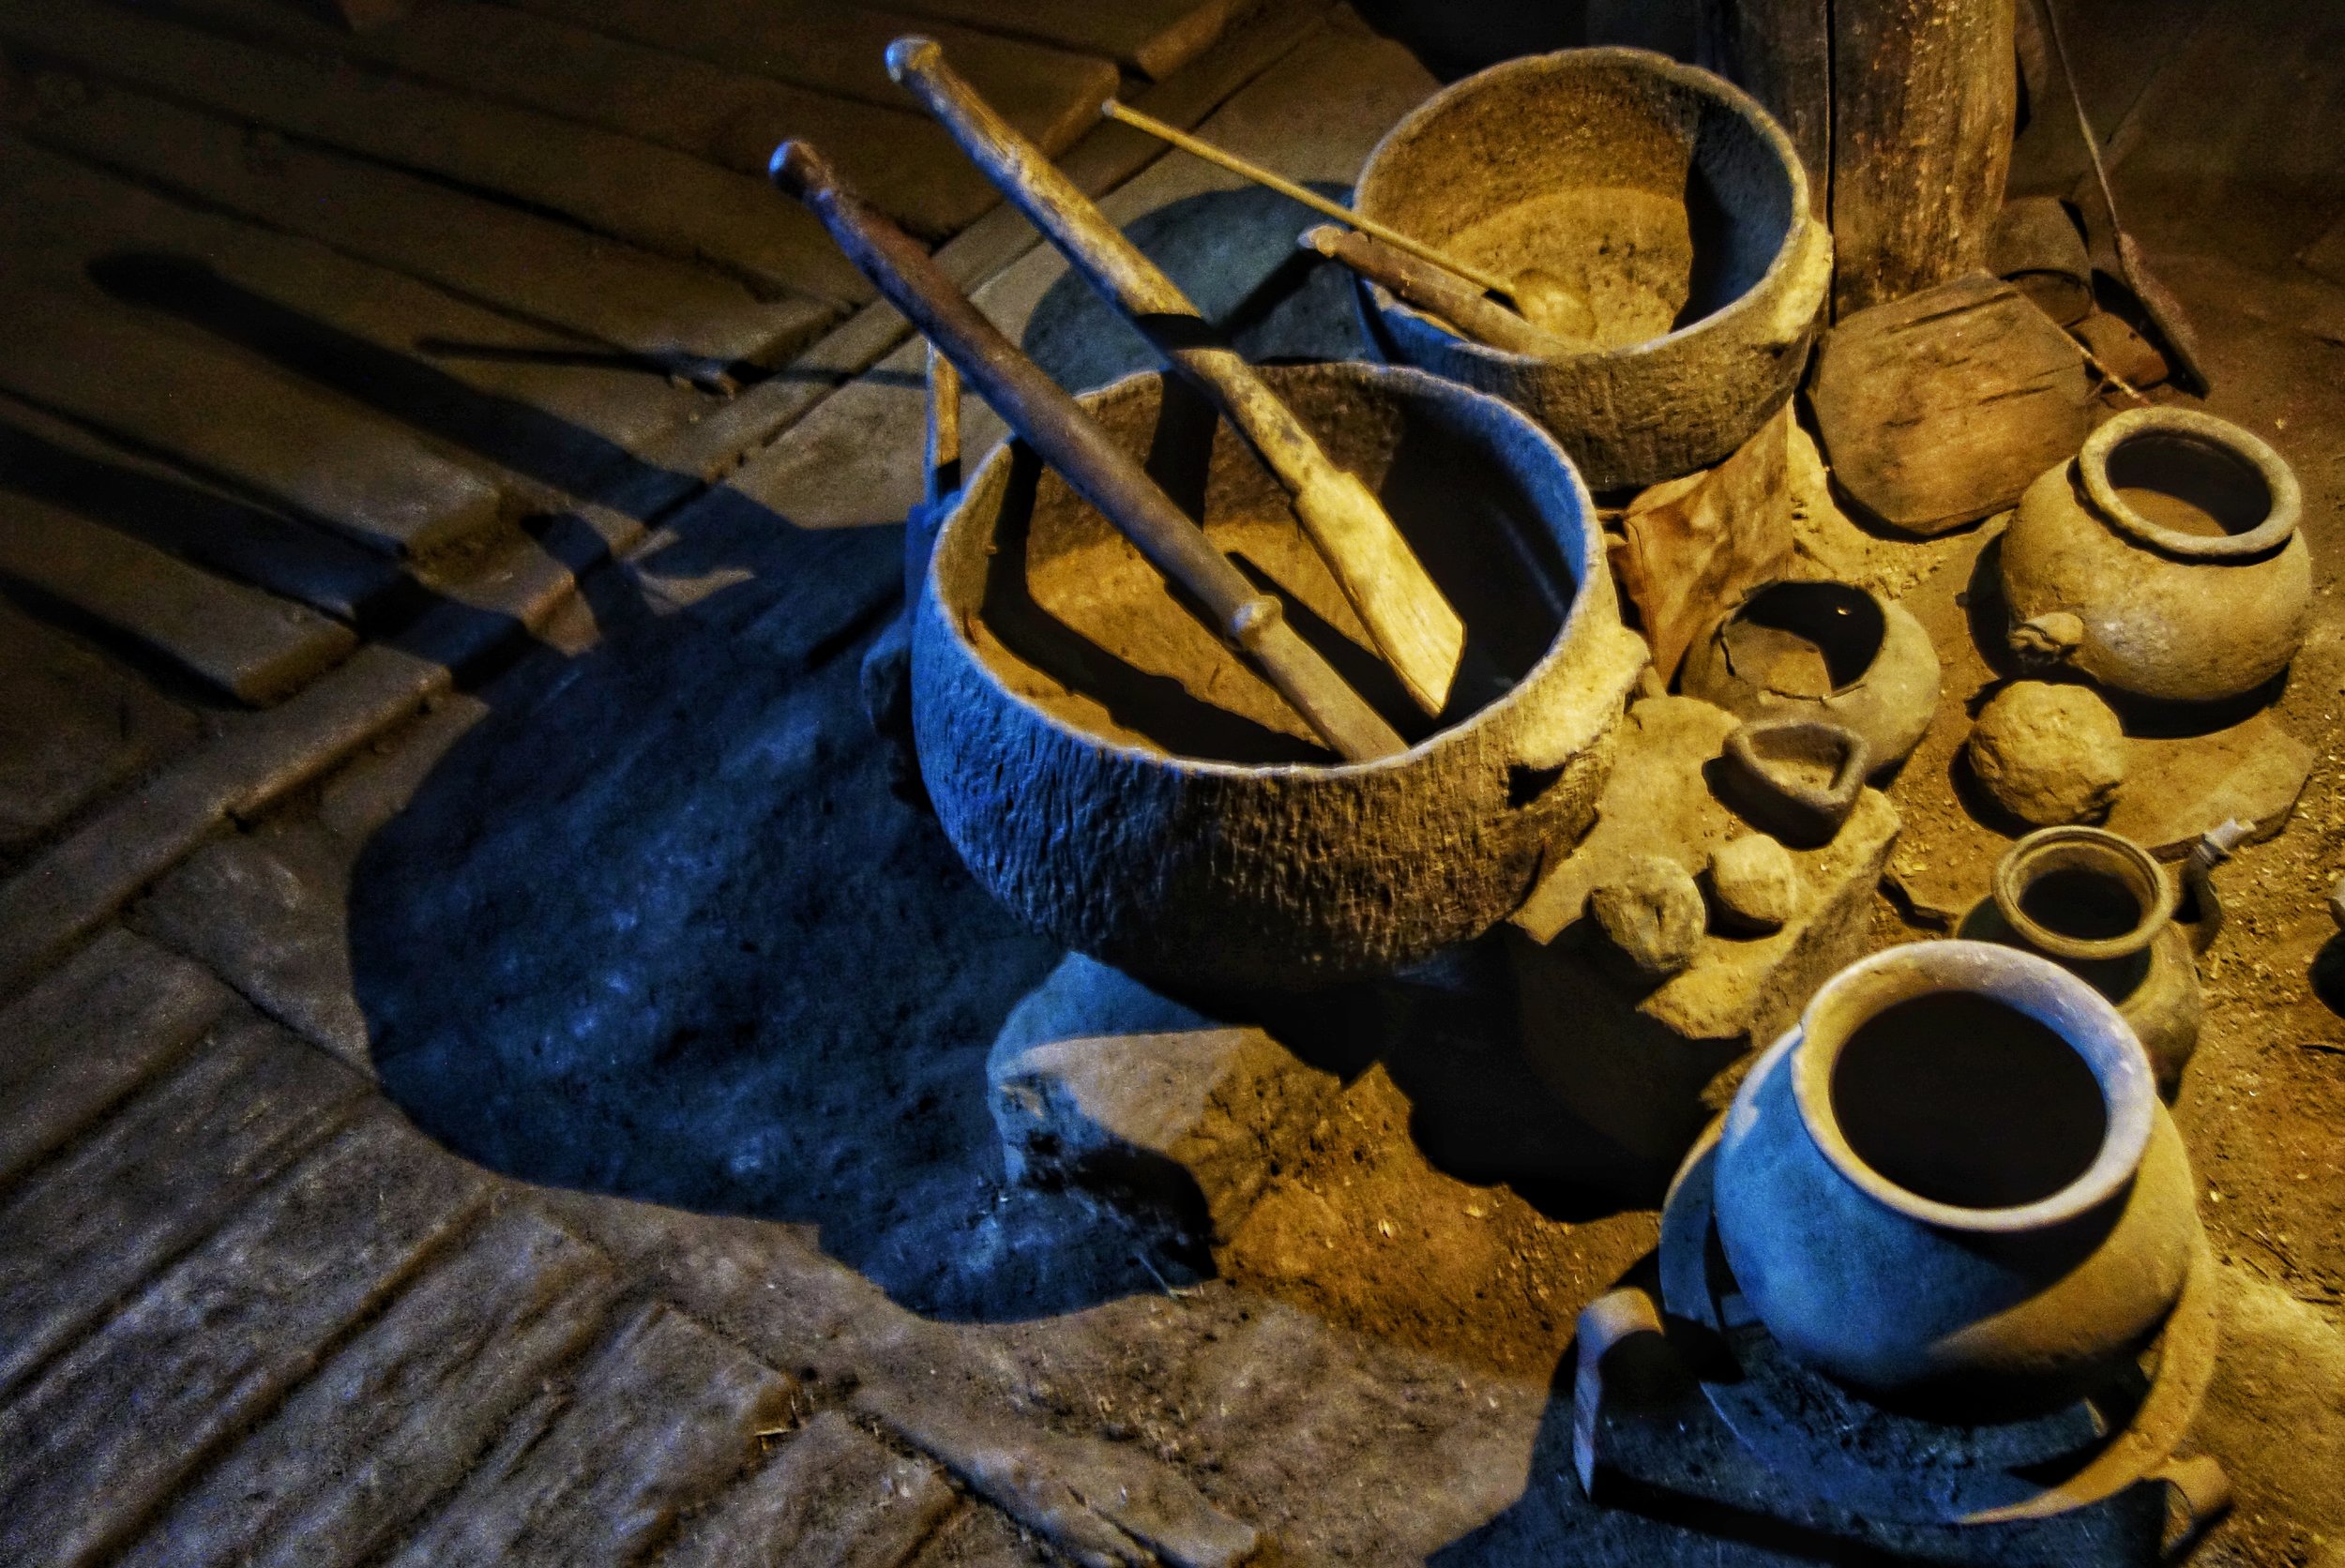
[0,1011,367,1402]
[0,395,401,624]
[0,927,234,1186]
[0,278,505,561]
[0,489,358,703]
[149,0,999,242]
[119,1207,620,1568]
[0,1110,485,1568]
[1695,0,1829,217]
[385,1302,799,1566]
[495,0,1120,159]
[0,604,199,864]
[28,84,835,373]
[1829,0,2017,316]
[0,135,700,521]
[888,0,1228,80]
[0,0,869,305]
[662,1410,960,1568]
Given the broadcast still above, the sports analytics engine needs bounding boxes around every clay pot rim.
[1784,941,2156,1235]
[1990,825,2176,964]
[1351,46,1822,369]
[2079,407,2302,561]
[924,361,1618,780]
[1713,580,1886,700]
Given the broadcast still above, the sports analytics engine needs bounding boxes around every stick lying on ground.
[887,37,1465,719]
[769,140,1407,764]
[1297,225,1588,358]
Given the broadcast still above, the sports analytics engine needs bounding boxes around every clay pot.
[2001,407,2309,704]
[1959,827,2201,1097]
[1679,580,1940,773]
[1349,48,1833,491]
[1713,941,2202,1419]
[914,361,1648,994]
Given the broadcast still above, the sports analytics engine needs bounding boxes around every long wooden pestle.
[885,37,1465,719]
[769,141,1406,764]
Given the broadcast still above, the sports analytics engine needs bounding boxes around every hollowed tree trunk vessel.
[1350,48,1834,491]
[914,362,1647,994]
[1713,941,2203,1420]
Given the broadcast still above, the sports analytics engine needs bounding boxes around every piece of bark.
[1611,405,1798,680]
[1811,271,2093,535]
[1829,0,2017,317]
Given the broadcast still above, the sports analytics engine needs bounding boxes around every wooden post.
[1702,0,2017,319]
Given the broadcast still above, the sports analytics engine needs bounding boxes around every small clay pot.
[1716,716,1868,848]
[1680,580,1940,773]
[1959,826,2202,1097]
[2001,407,2309,704]
[1349,48,1833,490]
[1714,941,2202,1420]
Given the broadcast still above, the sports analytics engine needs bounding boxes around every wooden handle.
[1104,98,1512,298]
[1299,225,1581,358]
[769,141,1403,762]
[886,38,1463,718]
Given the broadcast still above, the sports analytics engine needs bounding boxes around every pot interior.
[1720,581,1883,698]
[2018,866,2143,943]
[935,367,1590,765]
[2102,429,2273,541]
[1829,992,2110,1212]
[1356,55,1799,350]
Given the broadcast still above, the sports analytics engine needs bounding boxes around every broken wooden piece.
[891,38,1465,717]
[1811,271,2094,536]
[771,140,1404,762]
[1611,404,1798,681]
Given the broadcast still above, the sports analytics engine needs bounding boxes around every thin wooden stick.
[1099,98,1511,300]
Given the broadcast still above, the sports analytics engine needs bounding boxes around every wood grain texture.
[662,1410,961,1568]
[1696,0,1830,217]
[1811,272,2092,535]
[888,0,1229,79]
[1829,0,2019,316]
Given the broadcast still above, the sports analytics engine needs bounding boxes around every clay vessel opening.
[1828,992,2110,1212]
[2102,428,2273,541]
[1720,581,1884,698]
[2020,867,2142,943]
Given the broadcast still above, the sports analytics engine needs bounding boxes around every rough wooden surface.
[1695,0,1829,216]
[0,1012,366,1400]
[890,0,1229,78]
[0,0,869,305]
[118,1208,618,1568]
[1811,272,2094,535]
[662,1410,961,1568]
[382,1302,797,1565]
[0,488,356,704]
[1829,0,2018,316]
[0,1111,484,1567]
[26,84,834,373]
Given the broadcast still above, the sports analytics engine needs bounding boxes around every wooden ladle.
[1101,98,1589,339]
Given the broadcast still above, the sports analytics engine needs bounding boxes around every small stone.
[1709,835,1806,934]
[1967,682,2126,826]
[1588,856,1705,979]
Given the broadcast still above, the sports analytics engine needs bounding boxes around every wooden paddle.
[886,37,1465,719]
[770,140,1406,764]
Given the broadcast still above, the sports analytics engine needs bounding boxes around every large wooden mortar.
[913,361,1647,993]
[1351,48,1833,491]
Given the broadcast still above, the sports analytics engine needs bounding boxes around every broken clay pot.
[1713,941,2203,1420]
[914,361,1648,993]
[1959,826,2201,1097]
[1716,716,1869,848]
[1681,580,1940,773]
[2002,407,2310,704]
[1349,48,1832,490]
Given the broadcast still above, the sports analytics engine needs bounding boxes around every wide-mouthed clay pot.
[1960,826,2201,1097]
[913,361,1647,994]
[1679,580,1941,774]
[2001,407,2309,704]
[1713,941,2202,1418]
[1349,48,1833,491]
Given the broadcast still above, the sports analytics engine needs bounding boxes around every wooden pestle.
[1298,225,1590,358]
[769,141,1406,764]
[885,37,1464,719]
